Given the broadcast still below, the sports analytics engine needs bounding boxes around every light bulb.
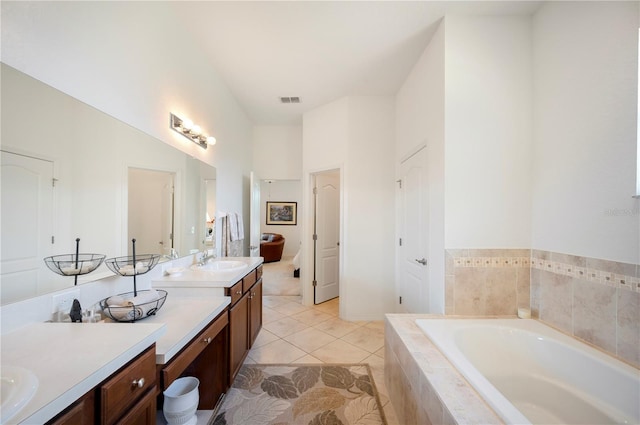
[206,136,216,145]
[191,125,201,136]
[181,119,193,131]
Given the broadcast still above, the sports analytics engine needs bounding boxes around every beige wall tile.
[573,279,617,353]
[485,268,517,315]
[516,268,531,309]
[616,290,640,367]
[539,270,573,333]
[453,267,487,315]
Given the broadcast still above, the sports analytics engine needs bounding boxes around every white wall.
[344,96,396,320]
[444,15,533,249]
[395,20,446,314]
[1,2,254,256]
[531,2,639,264]
[302,96,395,320]
[252,126,302,180]
[260,180,302,257]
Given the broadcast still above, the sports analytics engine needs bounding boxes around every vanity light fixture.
[170,113,216,149]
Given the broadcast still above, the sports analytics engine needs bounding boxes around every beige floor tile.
[291,354,325,364]
[272,301,310,316]
[251,328,280,348]
[262,295,291,308]
[262,306,285,324]
[341,326,385,353]
[242,355,256,365]
[383,400,401,425]
[262,316,309,338]
[313,317,362,338]
[364,320,385,332]
[248,338,307,364]
[283,327,337,352]
[313,298,340,316]
[290,308,334,326]
[374,346,385,359]
[310,339,370,364]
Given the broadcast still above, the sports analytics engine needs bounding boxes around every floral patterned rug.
[210,364,387,425]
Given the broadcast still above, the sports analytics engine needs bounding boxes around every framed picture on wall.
[266,201,297,225]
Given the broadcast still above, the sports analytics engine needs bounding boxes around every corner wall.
[530,1,640,367]
[395,20,446,314]
[442,15,534,316]
[302,96,395,320]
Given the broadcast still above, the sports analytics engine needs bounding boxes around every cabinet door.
[113,386,156,425]
[249,279,263,347]
[47,390,95,425]
[229,292,249,382]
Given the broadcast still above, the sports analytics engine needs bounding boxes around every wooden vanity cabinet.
[100,345,157,425]
[249,279,263,347]
[47,390,95,425]
[47,345,156,425]
[227,265,263,384]
[157,308,229,410]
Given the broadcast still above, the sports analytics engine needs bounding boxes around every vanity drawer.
[225,280,243,305]
[242,269,257,293]
[256,265,263,280]
[161,310,229,388]
[100,345,156,425]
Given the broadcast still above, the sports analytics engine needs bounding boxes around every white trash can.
[163,376,200,425]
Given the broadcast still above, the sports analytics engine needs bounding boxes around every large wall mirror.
[0,63,216,305]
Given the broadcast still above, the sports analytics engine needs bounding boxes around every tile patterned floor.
[244,295,400,425]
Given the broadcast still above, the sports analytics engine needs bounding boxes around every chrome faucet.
[197,248,215,266]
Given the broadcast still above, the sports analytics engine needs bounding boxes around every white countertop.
[153,257,263,288]
[1,322,165,425]
[1,257,261,424]
[141,295,230,364]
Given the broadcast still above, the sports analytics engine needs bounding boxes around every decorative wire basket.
[104,254,160,276]
[100,289,168,323]
[44,254,106,276]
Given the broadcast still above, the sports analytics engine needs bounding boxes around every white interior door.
[314,171,340,304]
[1,150,54,304]
[398,147,429,313]
[128,168,174,255]
[249,172,261,257]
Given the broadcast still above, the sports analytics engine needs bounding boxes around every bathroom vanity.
[0,257,263,424]
[152,257,264,386]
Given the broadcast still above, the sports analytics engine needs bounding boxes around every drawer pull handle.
[235,290,242,295]
[132,378,145,388]
[203,337,212,344]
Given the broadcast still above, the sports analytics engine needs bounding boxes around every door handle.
[415,258,427,266]
[249,245,258,250]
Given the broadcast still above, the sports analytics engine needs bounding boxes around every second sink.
[190,260,247,273]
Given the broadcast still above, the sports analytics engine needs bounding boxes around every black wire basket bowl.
[104,254,160,276]
[100,289,168,323]
[44,254,106,276]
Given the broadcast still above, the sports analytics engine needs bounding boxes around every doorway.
[313,170,340,305]
[0,150,55,303]
[397,146,429,313]
[128,168,175,256]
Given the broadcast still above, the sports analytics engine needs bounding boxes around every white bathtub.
[416,319,640,425]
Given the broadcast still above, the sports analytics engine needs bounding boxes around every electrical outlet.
[52,289,80,314]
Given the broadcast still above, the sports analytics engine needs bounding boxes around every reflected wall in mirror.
[0,63,217,305]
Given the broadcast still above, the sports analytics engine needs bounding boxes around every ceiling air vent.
[280,96,301,104]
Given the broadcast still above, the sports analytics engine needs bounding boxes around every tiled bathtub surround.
[445,249,531,316]
[384,314,502,425]
[530,250,640,368]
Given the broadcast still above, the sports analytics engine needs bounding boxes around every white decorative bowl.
[163,377,199,425]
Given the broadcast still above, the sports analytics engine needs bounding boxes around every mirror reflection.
[0,63,216,305]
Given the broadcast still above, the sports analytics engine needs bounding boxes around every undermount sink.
[190,260,247,273]
[1,366,38,424]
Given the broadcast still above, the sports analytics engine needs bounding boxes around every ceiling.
[172,1,542,125]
